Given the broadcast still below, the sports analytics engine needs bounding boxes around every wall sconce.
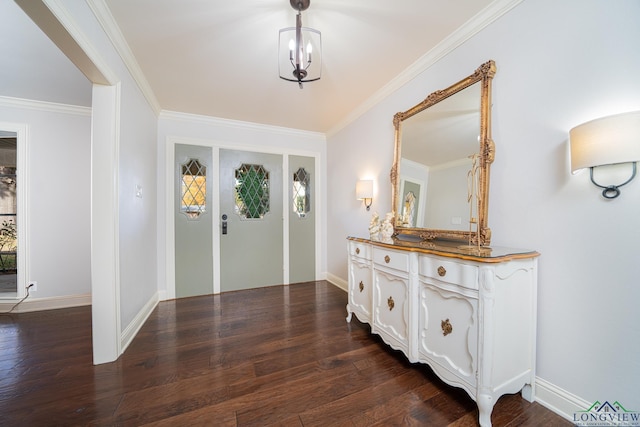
[356,180,373,211]
[570,110,640,199]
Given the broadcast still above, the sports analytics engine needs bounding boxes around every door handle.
[222,214,228,235]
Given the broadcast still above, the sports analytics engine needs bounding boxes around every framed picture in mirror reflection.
[399,178,424,228]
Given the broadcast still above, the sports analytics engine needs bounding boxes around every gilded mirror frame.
[391,60,496,245]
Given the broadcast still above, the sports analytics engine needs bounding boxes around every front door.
[219,149,283,292]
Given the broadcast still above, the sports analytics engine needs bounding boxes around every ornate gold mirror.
[391,60,496,245]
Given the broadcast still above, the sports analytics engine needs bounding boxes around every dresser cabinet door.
[348,259,372,321]
[419,282,478,388]
[373,268,410,352]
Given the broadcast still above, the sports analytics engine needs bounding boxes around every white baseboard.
[326,272,347,291]
[120,292,159,354]
[535,376,590,422]
[0,293,91,313]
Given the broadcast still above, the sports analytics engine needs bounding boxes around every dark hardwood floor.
[0,281,571,426]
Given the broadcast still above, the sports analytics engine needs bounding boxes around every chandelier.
[278,0,322,88]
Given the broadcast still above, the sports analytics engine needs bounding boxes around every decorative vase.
[380,212,394,239]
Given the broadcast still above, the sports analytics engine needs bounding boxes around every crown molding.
[0,96,91,116]
[160,110,326,141]
[86,0,161,115]
[326,0,524,137]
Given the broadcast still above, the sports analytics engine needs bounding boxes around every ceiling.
[4,0,498,134]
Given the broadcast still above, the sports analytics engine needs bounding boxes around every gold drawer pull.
[441,318,453,336]
[355,247,360,255]
[437,266,446,277]
[387,296,395,311]
[359,281,364,292]
[384,255,391,264]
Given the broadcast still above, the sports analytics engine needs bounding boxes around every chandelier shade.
[278,0,322,88]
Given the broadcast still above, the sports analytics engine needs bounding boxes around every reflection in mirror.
[391,60,496,245]
[398,82,480,230]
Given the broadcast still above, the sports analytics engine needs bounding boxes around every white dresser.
[346,237,539,427]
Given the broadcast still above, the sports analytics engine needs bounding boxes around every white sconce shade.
[356,180,373,210]
[570,110,640,173]
[569,110,640,198]
[356,180,373,199]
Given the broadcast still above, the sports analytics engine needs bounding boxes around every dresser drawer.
[373,248,409,272]
[349,241,371,260]
[419,256,478,290]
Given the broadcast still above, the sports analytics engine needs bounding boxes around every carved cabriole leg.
[477,266,496,426]
[346,304,353,322]
[477,393,494,427]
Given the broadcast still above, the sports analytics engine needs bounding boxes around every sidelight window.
[292,167,310,218]
[180,158,206,219]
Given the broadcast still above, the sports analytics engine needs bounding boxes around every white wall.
[327,0,640,416]
[157,113,327,297]
[56,0,159,341]
[0,99,92,301]
[117,81,158,331]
